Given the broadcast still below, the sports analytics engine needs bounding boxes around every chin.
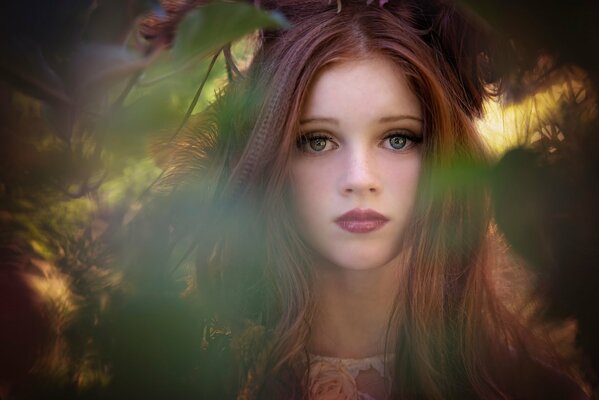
[326,248,400,271]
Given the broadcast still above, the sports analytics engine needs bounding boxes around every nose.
[339,147,381,196]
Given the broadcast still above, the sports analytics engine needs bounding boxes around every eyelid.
[296,132,339,153]
[381,129,423,150]
[383,128,422,140]
[296,129,423,153]
[298,129,421,142]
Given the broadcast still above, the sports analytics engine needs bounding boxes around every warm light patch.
[477,70,595,156]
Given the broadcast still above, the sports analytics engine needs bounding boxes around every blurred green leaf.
[173,1,288,65]
[101,88,177,157]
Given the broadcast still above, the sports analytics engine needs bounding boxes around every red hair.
[158,0,578,398]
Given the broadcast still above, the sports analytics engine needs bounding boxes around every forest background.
[0,0,597,399]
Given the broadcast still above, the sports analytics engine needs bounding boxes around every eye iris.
[310,138,327,151]
[389,135,406,149]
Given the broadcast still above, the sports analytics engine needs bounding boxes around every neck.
[307,258,400,358]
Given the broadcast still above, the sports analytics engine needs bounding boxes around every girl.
[160,0,587,398]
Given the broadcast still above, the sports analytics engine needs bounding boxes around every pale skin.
[289,55,423,398]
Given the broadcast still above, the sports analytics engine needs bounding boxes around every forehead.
[300,56,422,120]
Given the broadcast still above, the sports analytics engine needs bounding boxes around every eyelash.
[296,130,423,154]
[296,133,336,153]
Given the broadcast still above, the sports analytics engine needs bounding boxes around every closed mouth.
[334,208,389,233]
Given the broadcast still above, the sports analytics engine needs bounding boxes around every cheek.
[377,156,422,255]
[288,153,422,270]
[289,155,422,230]
[289,160,335,220]
[384,156,421,203]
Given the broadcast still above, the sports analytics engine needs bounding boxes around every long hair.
[177,0,564,398]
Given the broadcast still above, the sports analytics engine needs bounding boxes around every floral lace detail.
[305,353,394,400]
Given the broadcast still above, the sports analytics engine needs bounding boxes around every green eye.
[297,134,335,153]
[388,135,407,149]
[309,137,328,151]
[383,130,422,151]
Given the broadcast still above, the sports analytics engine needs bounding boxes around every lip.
[334,208,389,233]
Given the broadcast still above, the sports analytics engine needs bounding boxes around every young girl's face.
[289,56,423,271]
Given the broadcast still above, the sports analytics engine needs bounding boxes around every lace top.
[306,353,395,400]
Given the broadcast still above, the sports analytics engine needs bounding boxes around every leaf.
[99,54,223,158]
[100,87,179,158]
[172,2,288,65]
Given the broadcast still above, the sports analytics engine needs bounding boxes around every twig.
[108,43,166,111]
[169,49,222,141]
[223,44,242,82]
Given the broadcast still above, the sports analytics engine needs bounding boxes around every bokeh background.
[0,0,597,399]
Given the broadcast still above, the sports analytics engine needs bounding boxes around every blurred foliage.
[0,0,598,398]
[173,2,287,64]
[461,0,599,393]
[0,0,284,398]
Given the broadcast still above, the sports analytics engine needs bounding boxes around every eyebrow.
[299,115,423,125]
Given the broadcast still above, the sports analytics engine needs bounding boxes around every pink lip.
[334,208,389,233]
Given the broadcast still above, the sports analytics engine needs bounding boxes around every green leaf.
[172,2,288,64]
